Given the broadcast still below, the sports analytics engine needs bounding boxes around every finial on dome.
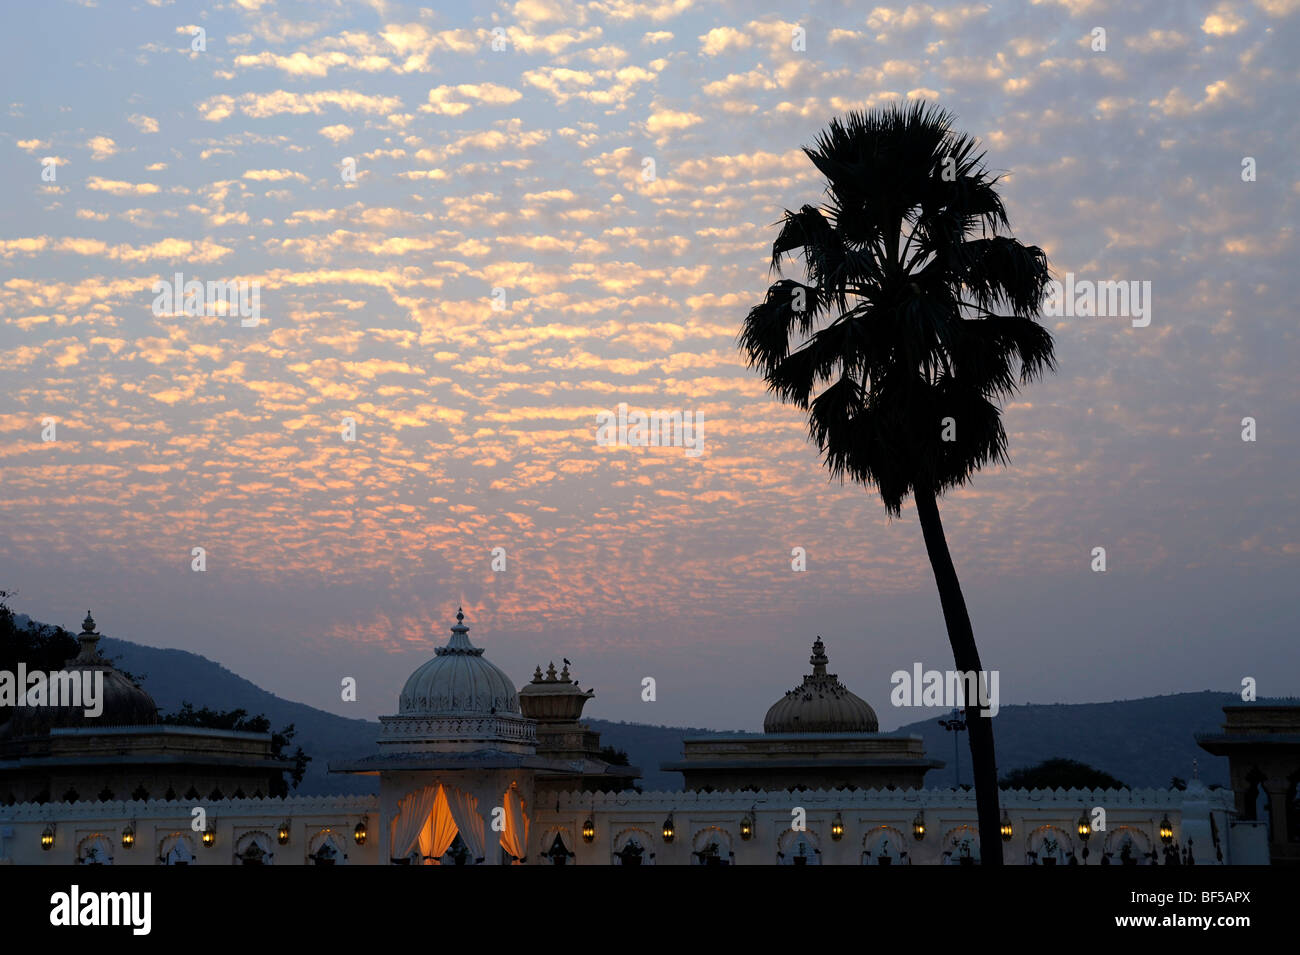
[545,661,558,682]
[82,611,96,633]
[559,663,571,682]
[810,635,829,676]
[532,665,544,683]
[456,607,464,624]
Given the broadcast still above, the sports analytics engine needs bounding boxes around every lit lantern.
[1077,812,1091,842]
[202,824,216,848]
[582,817,595,843]
[740,814,754,841]
[41,825,55,850]
[831,813,844,841]
[662,814,675,843]
[122,824,136,850]
[1000,812,1013,843]
[354,818,368,845]
[912,811,926,841]
[1159,815,1174,845]
[278,821,290,845]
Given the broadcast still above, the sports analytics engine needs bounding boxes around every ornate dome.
[763,637,878,734]
[398,609,521,717]
[2,611,159,739]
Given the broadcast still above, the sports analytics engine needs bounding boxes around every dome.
[398,609,521,717]
[763,637,878,734]
[2,611,159,739]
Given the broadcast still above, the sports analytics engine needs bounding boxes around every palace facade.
[0,609,1268,865]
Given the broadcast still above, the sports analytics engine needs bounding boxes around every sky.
[0,0,1297,732]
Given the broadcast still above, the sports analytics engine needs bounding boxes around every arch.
[158,831,195,866]
[861,825,908,865]
[538,826,575,865]
[77,832,114,866]
[777,827,821,865]
[234,830,275,866]
[691,826,734,866]
[942,825,981,865]
[1026,825,1074,866]
[308,828,348,865]
[611,827,655,866]
[1102,826,1153,865]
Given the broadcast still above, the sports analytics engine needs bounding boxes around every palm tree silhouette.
[738,102,1056,864]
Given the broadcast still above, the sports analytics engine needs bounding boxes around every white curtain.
[390,785,439,862]
[446,787,486,863]
[419,785,458,865]
[500,786,529,863]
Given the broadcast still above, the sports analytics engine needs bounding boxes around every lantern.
[662,814,675,843]
[740,813,754,841]
[1077,812,1091,842]
[354,818,368,845]
[831,813,844,841]
[202,824,216,848]
[912,811,926,841]
[1000,812,1013,842]
[41,825,55,850]
[582,817,595,843]
[121,824,136,850]
[278,820,290,845]
[1159,815,1174,845]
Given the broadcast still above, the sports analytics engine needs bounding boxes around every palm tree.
[738,102,1056,864]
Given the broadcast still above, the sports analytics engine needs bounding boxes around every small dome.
[763,637,878,734]
[398,609,520,717]
[2,611,159,739]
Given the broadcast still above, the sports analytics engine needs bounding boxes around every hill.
[14,623,1270,794]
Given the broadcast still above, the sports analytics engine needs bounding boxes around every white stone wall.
[531,787,1237,865]
[0,795,379,866]
[0,785,1236,865]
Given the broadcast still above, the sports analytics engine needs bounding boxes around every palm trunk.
[912,482,1004,865]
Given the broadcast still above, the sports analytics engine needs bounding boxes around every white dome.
[398,609,521,717]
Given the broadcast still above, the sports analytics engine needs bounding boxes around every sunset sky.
[1,0,1297,731]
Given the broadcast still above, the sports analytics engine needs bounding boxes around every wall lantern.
[202,824,217,848]
[582,817,595,843]
[41,824,55,850]
[912,811,926,841]
[740,813,754,841]
[1000,812,1013,843]
[831,813,844,841]
[354,817,368,846]
[1077,812,1091,842]
[662,814,675,843]
[122,823,136,850]
[277,820,291,845]
[1159,815,1174,845]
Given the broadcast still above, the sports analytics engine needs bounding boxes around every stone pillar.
[1263,778,1291,856]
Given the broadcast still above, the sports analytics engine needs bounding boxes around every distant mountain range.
[40,629,1274,794]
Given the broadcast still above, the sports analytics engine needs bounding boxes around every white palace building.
[0,609,1268,866]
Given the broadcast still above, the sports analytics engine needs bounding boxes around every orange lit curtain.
[390,785,439,862]
[500,786,530,863]
[446,787,486,863]
[419,785,458,865]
